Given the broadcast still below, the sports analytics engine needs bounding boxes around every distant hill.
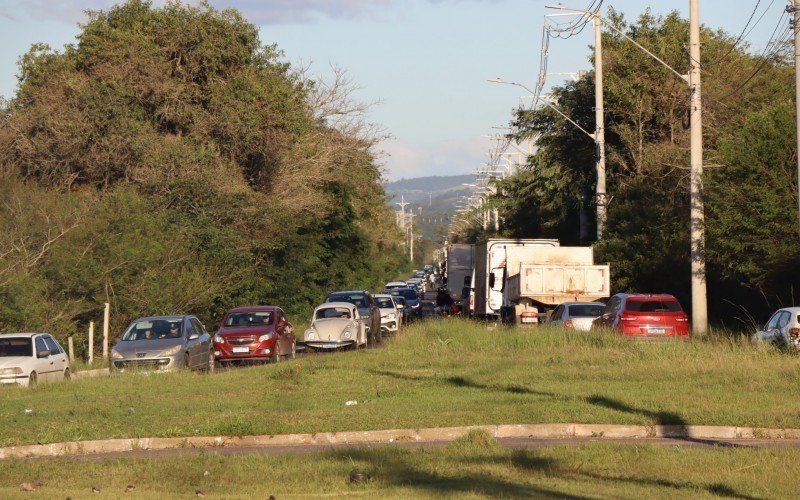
[386,174,474,241]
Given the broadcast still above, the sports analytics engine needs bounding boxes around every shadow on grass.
[370,369,559,398]
[329,447,587,499]
[580,471,761,500]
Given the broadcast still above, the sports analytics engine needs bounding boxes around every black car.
[386,287,421,319]
[325,290,382,346]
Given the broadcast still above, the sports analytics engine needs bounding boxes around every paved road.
[51,436,800,462]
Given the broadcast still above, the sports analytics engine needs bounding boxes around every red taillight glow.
[790,327,800,338]
[564,319,574,330]
[676,316,689,322]
[620,314,636,321]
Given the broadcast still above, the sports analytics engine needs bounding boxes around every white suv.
[0,333,71,387]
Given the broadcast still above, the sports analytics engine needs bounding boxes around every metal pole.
[88,321,94,365]
[689,0,708,336]
[409,213,415,262]
[794,0,800,240]
[102,302,110,359]
[594,13,607,239]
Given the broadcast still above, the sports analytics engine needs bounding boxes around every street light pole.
[793,0,800,241]
[689,0,708,336]
[594,13,607,239]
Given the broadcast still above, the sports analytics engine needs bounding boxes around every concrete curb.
[73,368,110,380]
[3,423,800,460]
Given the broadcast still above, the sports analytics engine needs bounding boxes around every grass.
[1,318,799,447]
[0,431,798,498]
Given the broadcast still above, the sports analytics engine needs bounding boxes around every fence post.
[88,321,94,366]
[102,302,110,359]
[67,336,75,363]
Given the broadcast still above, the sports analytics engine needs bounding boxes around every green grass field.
[1,432,798,498]
[1,319,799,448]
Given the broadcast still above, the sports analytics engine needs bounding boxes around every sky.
[0,0,789,180]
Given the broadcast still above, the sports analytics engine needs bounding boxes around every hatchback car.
[373,294,401,335]
[387,287,421,319]
[548,302,606,331]
[213,306,296,364]
[753,307,800,349]
[304,302,367,350]
[110,315,213,372]
[591,294,689,338]
[325,291,381,346]
[0,333,70,387]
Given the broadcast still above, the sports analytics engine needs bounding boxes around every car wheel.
[63,368,71,381]
[29,371,37,387]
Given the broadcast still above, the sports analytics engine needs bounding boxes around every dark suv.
[591,293,689,338]
[325,290,382,346]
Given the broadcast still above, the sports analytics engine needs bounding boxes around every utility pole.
[689,0,708,336]
[793,0,800,241]
[594,12,607,239]
[395,195,409,230]
[408,212,416,262]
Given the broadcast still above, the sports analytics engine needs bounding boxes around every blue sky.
[0,0,789,180]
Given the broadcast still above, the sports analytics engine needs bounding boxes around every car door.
[775,311,791,344]
[760,311,783,343]
[190,318,211,368]
[43,335,68,379]
[353,307,365,345]
[33,336,55,382]
[549,305,564,326]
[183,319,200,369]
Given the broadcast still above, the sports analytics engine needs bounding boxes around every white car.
[548,302,605,331]
[384,281,407,290]
[0,333,71,387]
[304,302,367,350]
[753,307,800,349]
[374,294,401,335]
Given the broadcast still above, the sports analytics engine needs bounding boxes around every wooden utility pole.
[689,0,708,336]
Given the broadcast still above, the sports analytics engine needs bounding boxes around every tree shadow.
[369,369,559,398]
[580,471,762,500]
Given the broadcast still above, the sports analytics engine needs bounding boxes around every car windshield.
[0,338,32,357]
[625,300,683,313]
[224,312,274,327]
[399,289,418,300]
[568,304,605,317]
[122,319,183,341]
[327,294,368,308]
[316,307,352,320]
[375,297,394,308]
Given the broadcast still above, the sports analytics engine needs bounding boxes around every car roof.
[776,307,800,313]
[225,306,278,314]
[622,294,678,301]
[317,302,356,309]
[327,290,369,295]
[0,332,46,338]
[132,315,188,322]
[373,294,394,299]
[561,302,604,306]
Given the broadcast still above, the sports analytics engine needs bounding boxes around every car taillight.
[564,319,574,330]
[790,327,800,338]
[676,316,689,322]
[620,314,636,321]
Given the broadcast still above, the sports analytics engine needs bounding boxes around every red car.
[213,306,296,364]
[591,293,689,338]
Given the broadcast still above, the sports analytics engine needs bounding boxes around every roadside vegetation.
[2,319,799,448]
[1,431,798,498]
[0,0,409,359]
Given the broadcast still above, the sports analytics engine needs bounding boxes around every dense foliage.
[457,9,800,324]
[0,0,407,355]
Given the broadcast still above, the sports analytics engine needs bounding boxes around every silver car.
[548,302,605,331]
[753,307,800,349]
[304,302,367,350]
[110,315,213,372]
[374,294,401,335]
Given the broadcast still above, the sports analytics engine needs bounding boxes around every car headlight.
[0,367,22,375]
[258,333,274,342]
[213,334,224,343]
[305,329,316,341]
[160,345,182,357]
[342,329,352,339]
[110,348,124,360]
[385,313,396,320]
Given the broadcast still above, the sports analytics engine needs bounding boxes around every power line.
[704,0,765,68]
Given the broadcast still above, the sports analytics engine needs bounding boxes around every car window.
[766,312,781,330]
[550,306,563,321]
[184,320,197,338]
[776,311,791,329]
[603,297,619,315]
[190,318,206,335]
[568,304,604,318]
[316,307,352,319]
[43,335,63,355]
[224,312,273,327]
[625,300,682,313]
[0,338,32,357]
[122,319,182,341]
[35,336,48,355]
[375,297,394,308]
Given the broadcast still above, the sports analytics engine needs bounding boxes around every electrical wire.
[704,0,764,68]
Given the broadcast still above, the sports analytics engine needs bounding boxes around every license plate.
[647,327,666,334]
[521,317,538,324]
[323,343,340,349]
[232,346,249,354]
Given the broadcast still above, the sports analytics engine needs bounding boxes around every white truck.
[471,239,610,324]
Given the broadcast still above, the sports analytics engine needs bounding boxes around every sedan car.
[213,306,296,365]
[304,302,366,350]
[325,290,381,346]
[110,315,213,373]
[387,287,421,319]
[548,302,606,331]
[752,307,800,349]
[374,294,401,335]
[0,333,70,387]
[591,294,689,338]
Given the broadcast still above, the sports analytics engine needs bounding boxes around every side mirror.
[37,349,50,358]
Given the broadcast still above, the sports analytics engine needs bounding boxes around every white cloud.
[0,0,501,25]
[380,136,489,181]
